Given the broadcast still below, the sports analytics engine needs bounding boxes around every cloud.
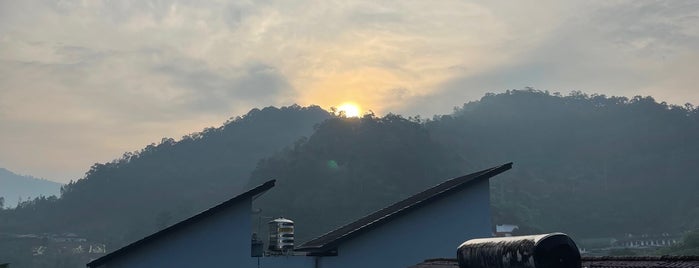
[0,0,697,181]
[396,0,699,117]
[154,59,293,114]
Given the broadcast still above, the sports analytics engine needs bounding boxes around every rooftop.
[297,163,513,254]
[87,180,276,267]
[582,256,699,268]
[410,256,699,268]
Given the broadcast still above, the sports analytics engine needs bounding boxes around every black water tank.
[456,233,581,268]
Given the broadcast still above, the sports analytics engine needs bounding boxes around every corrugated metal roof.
[581,256,699,268]
[410,256,699,268]
[296,163,513,254]
[86,180,276,267]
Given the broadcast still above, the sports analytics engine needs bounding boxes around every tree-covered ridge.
[2,90,698,267]
[249,89,699,242]
[1,105,331,245]
[249,114,464,242]
[429,89,699,236]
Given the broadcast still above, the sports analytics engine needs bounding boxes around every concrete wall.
[100,200,256,268]
[318,179,491,268]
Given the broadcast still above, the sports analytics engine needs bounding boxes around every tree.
[661,230,699,255]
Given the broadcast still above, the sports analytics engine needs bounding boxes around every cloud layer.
[1,0,697,182]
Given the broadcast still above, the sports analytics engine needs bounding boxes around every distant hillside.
[249,114,464,242]
[3,90,699,266]
[0,168,61,208]
[0,105,331,245]
[427,90,699,236]
[250,90,699,242]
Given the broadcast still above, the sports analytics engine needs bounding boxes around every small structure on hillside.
[494,224,519,237]
[612,233,681,249]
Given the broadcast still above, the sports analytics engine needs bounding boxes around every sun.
[336,103,361,117]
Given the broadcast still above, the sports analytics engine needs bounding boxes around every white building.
[87,163,512,268]
[494,224,519,237]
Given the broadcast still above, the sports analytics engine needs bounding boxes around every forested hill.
[250,90,699,242]
[3,90,698,263]
[0,168,61,209]
[249,113,466,241]
[0,105,331,245]
[428,90,699,237]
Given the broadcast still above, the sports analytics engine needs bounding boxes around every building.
[87,163,512,268]
[612,233,682,249]
[494,224,519,237]
[294,163,512,268]
[87,180,275,268]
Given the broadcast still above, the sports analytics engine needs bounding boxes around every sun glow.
[336,103,361,117]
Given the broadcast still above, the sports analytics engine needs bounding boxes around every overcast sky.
[1,0,698,183]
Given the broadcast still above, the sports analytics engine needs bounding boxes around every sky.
[1,0,698,183]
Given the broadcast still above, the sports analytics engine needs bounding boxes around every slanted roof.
[297,163,512,253]
[87,180,275,267]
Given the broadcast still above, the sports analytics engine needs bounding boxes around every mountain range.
[0,168,61,209]
[2,89,698,267]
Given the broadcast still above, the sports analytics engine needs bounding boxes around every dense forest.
[2,89,698,267]
[0,105,330,246]
[249,113,466,241]
[431,90,699,237]
[249,90,699,241]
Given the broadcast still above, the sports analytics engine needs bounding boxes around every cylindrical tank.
[268,217,294,251]
[457,233,581,268]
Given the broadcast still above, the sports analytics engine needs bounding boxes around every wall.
[319,179,491,268]
[99,200,256,268]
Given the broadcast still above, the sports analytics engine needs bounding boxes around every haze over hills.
[0,168,61,208]
[2,90,699,267]
[1,105,331,241]
[428,90,699,237]
[250,90,699,241]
